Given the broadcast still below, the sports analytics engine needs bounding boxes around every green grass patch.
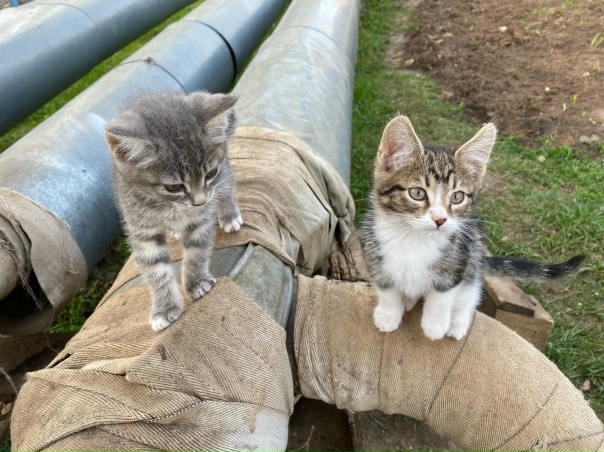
[49,237,130,333]
[353,0,604,419]
[352,0,472,216]
[480,139,604,414]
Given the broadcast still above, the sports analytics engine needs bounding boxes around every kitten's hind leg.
[216,160,243,233]
[130,231,183,331]
[182,221,216,301]
[446,280,482,340]
[374,287,405,332]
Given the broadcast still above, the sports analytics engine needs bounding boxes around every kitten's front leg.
[374,287,405,332]
[216,160,243,233]
[446,280,482,340]
[422,288,458,340]
[130,231,183,332]
[182,221,216,301]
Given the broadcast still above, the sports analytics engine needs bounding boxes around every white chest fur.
[374,213,449,300]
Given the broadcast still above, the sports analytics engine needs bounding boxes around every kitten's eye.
[164,183,184,193]
[451,191,465,204]
[206,168,218,180]
[408,187,427,201]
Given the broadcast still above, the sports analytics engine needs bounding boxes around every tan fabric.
[322,225,369,282]
[214,127,355,274]
[11,278,294,451]
[295,274,604,451]
[0,188,88,335]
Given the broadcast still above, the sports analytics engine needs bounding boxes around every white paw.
[187,276,216,301]
[374,305,403,332]
[446,317,471,340]
[220,213,243,233]
[149,305,183,332]
[421,318,449,341]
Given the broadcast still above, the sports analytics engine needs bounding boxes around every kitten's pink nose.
[434,217,447,227]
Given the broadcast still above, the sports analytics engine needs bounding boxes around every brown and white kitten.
[361,115,584,340]
[105,91,243,331]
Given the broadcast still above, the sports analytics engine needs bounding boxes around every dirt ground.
[401,0,604,150]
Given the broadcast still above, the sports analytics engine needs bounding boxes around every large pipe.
[0,0,198,136]
[0,0,287,335]
[233,0,358,184]
[210,0,360,323]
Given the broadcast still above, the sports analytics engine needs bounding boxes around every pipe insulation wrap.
[8,125,357,452]
[0,0,287,335]
[295,275,604,451]
[0,0,198,135]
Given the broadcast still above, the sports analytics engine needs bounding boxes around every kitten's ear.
[188,92,237,140]
[454,123,496,182]
[377,115,423,170]
[205,107,236,142]
[104,130,156,167]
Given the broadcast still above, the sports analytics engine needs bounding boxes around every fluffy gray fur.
[361,115,584,340]
[105,90,243,331]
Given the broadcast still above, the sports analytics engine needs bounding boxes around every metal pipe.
[106,0,360,325]
[233,0,359,184]
[222,0,359,326]
[0,0,198,136]
[0,0,287,334]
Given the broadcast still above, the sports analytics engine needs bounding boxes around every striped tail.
[482,255,585,282]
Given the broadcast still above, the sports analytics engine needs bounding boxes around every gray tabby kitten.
[104,91,243,331]
[362,115,584,340]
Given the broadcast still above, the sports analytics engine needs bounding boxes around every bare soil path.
[402,0,604,150]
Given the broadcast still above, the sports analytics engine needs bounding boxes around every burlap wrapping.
[11,278,294,451]
[295,274,604,451]
[213,127,355,274]
[0,188,88,335]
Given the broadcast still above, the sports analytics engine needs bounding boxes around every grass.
[353,0,604,419]
[480,139,604,414]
